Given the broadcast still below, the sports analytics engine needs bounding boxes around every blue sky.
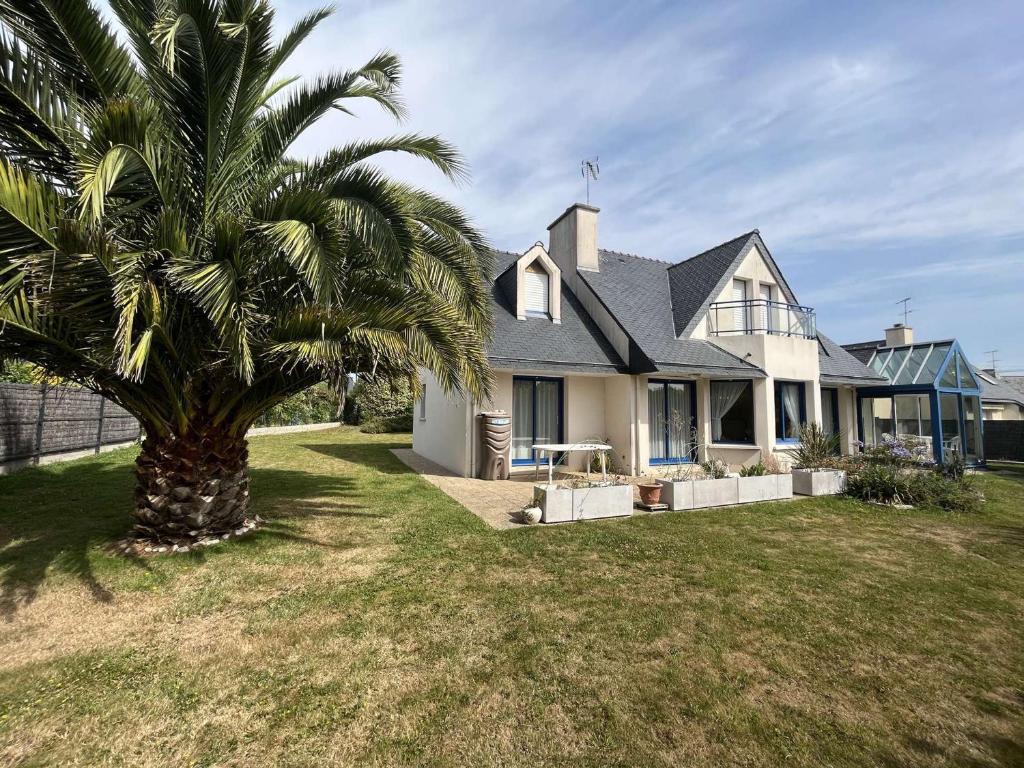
[115,0,1024,370]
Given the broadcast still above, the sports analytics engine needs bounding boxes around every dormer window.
[510,244,561,323]
[524,263,550,318]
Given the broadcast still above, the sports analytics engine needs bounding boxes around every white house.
[414,202,894,477]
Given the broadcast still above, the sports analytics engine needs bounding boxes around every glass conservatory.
[856,340,984,466]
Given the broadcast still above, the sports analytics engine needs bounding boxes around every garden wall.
[0,383,141,474]
[983,420,1024,462]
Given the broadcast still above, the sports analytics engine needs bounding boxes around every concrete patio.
[391,448,540,529]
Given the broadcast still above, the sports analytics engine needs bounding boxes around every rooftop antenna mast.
[581,157,599,205]
[895,297,913,326]
[984,349,999,373]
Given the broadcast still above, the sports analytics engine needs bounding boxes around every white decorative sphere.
[521,506,542,525]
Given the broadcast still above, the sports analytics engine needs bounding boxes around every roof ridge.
[667,229,759,271]
[598,247,671,264]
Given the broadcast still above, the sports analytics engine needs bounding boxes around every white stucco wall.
[467,370,621,475]
[412,369,471,476]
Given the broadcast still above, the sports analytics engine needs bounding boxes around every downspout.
[632,375,640,474]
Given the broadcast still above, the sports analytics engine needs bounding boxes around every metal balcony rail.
[707,298,816,339]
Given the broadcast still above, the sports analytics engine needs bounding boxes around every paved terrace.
[392,449,646,530]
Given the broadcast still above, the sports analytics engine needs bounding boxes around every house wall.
[604,376,636,474]
[983,402,1024,421]
[470,370,619,475]
[691,244,787,339]
[413,369,471,476]
[711,333,822,465]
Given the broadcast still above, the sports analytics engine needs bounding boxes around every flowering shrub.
[866,433,931,465]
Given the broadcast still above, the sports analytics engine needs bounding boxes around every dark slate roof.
[976,372,1024,407]
[842,339,884,365]
[579,248,765,377]
[667,232,756,336]
[485,250,625,373]
[818,334,887,385]
[1004,375,1024,395]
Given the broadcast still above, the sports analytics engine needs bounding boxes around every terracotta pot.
[637,483,662,505]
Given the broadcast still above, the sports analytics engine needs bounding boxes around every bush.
[345,376,414,433]
[701,458,728,479]
[739,461,767,477]
[844,462,982,513]
[787,423,841,468]
[256,384,340,427]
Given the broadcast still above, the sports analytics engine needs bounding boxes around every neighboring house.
[413,202,883,478]
[1003,375,1024,396]
[977,372,1024,420]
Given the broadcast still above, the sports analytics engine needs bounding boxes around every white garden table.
[531,442,612,484]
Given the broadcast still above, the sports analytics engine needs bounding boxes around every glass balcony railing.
[707,299,816,339]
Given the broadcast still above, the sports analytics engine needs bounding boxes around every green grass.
[1,429,1022,767]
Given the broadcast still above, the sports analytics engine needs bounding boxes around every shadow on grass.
[298,440,412,475]
[0,458,367,618]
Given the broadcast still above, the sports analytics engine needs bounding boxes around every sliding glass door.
[648,380,695,464]
[512,376,562,465]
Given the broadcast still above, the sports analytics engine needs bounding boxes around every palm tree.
[0,0,492,543]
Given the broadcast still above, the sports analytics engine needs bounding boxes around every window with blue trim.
[511,376,562,465]
[775,381,805,442]
[648,380,696,464]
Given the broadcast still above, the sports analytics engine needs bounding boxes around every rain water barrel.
[479,412,511,480]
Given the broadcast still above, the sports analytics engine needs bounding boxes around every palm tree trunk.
[132,425,251,542]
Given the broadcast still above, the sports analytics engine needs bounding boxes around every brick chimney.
[885,323,914,346]
[547,203,599,279]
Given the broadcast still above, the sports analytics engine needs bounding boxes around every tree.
[0,0,492,543]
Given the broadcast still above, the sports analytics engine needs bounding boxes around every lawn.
[0,428,1022,767]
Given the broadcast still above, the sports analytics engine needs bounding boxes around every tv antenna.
[581,157,599,204]
[984,349,999,373]
[895,297,913,326]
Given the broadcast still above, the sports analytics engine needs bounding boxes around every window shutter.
[525,267,549,315]
[759,284,772,332]
[732,279,747,331]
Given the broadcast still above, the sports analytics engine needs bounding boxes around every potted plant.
[737,454,793,503]
[787,423,846,496]
[637,474,663,506]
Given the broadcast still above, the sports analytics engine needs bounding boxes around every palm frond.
[0,158,62,254]
[0,0,139,100]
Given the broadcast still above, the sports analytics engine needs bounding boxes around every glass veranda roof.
[864,342,980,389]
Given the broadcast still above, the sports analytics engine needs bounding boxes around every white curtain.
[648,384,666,460]
[512,379,533,460]
[782,384,801,439]
[535,381,559,447]
[711,381,747,441]
[667,383,692,458]
[821,389,837,436]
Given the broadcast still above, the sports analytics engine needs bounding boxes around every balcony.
[707,299,816,339]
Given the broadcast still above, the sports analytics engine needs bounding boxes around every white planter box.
[657,479,694,511]
[777,473,794,498]
[738,474,783,503]
[659,474,794,510]
[792,468,847,497]
[692,477,740,508]
[573,484,634,520]
[535,483,633,523]
[535,484,573,523]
